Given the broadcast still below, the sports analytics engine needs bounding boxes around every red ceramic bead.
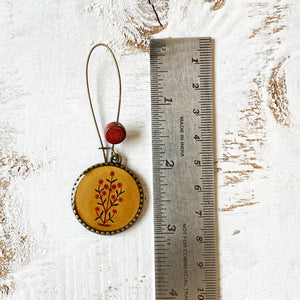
[104,122,126,144]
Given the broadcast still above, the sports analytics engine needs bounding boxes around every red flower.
[95,194,99,199]
[104,184,109,190]
[102,191,107,196]
[112,184,116,190]
[98,179,103,184]
[110,171,115,177]
[117,182,122,188]
[112,209,117,214]
[95,207,100,211]
[111,195,116,199]
[119,197,123,202]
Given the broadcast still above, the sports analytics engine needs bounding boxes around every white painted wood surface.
[1,0,299,299]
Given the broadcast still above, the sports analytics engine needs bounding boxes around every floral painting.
[94,171,125,226]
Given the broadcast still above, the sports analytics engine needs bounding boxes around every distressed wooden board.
[0,0,299,299]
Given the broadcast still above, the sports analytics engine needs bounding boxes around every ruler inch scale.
[150,38,217,300]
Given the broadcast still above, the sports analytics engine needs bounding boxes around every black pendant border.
[71,162,144,235]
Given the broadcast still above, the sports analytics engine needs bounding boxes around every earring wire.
[86,43,122,163]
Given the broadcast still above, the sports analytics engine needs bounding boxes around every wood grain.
[204,0,226,11]
[0,0,299,299]
[0,147,34,295]
[268,58,290,126]
[86,0,168,53]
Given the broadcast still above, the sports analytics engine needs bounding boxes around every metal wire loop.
[110,151,122,164]
[86,43,122,163]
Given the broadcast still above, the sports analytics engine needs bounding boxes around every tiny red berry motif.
[94,170,125,226]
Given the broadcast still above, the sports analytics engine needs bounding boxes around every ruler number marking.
[195,210,203,217]
[165,160,175,168]
[194,160,202,167]
[164,97,173,103]
[169,289,178,297]
[197,261,204,268]
[193,108,200,115]
[195,185,202,192]
[194,134,201,141]
[167,224,176,232]
[196,236,203,243]
[151,38,216,300]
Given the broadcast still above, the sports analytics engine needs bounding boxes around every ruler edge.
[150,37,218,299]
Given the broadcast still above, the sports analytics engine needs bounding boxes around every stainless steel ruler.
[150,38,217,300]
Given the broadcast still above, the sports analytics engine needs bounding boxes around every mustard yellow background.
[75,166,141,232]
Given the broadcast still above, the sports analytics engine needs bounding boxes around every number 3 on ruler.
[167,224,176,232]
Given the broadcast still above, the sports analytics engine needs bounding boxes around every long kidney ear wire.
[85,43,123,164]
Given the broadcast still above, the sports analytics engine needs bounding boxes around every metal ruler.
[150,38,217,300]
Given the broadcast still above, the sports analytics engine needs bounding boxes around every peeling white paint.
[0,0,300,299]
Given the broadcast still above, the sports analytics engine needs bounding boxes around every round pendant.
[71,163,143,235]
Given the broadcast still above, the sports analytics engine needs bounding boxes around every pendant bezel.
[71,162,144,235]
